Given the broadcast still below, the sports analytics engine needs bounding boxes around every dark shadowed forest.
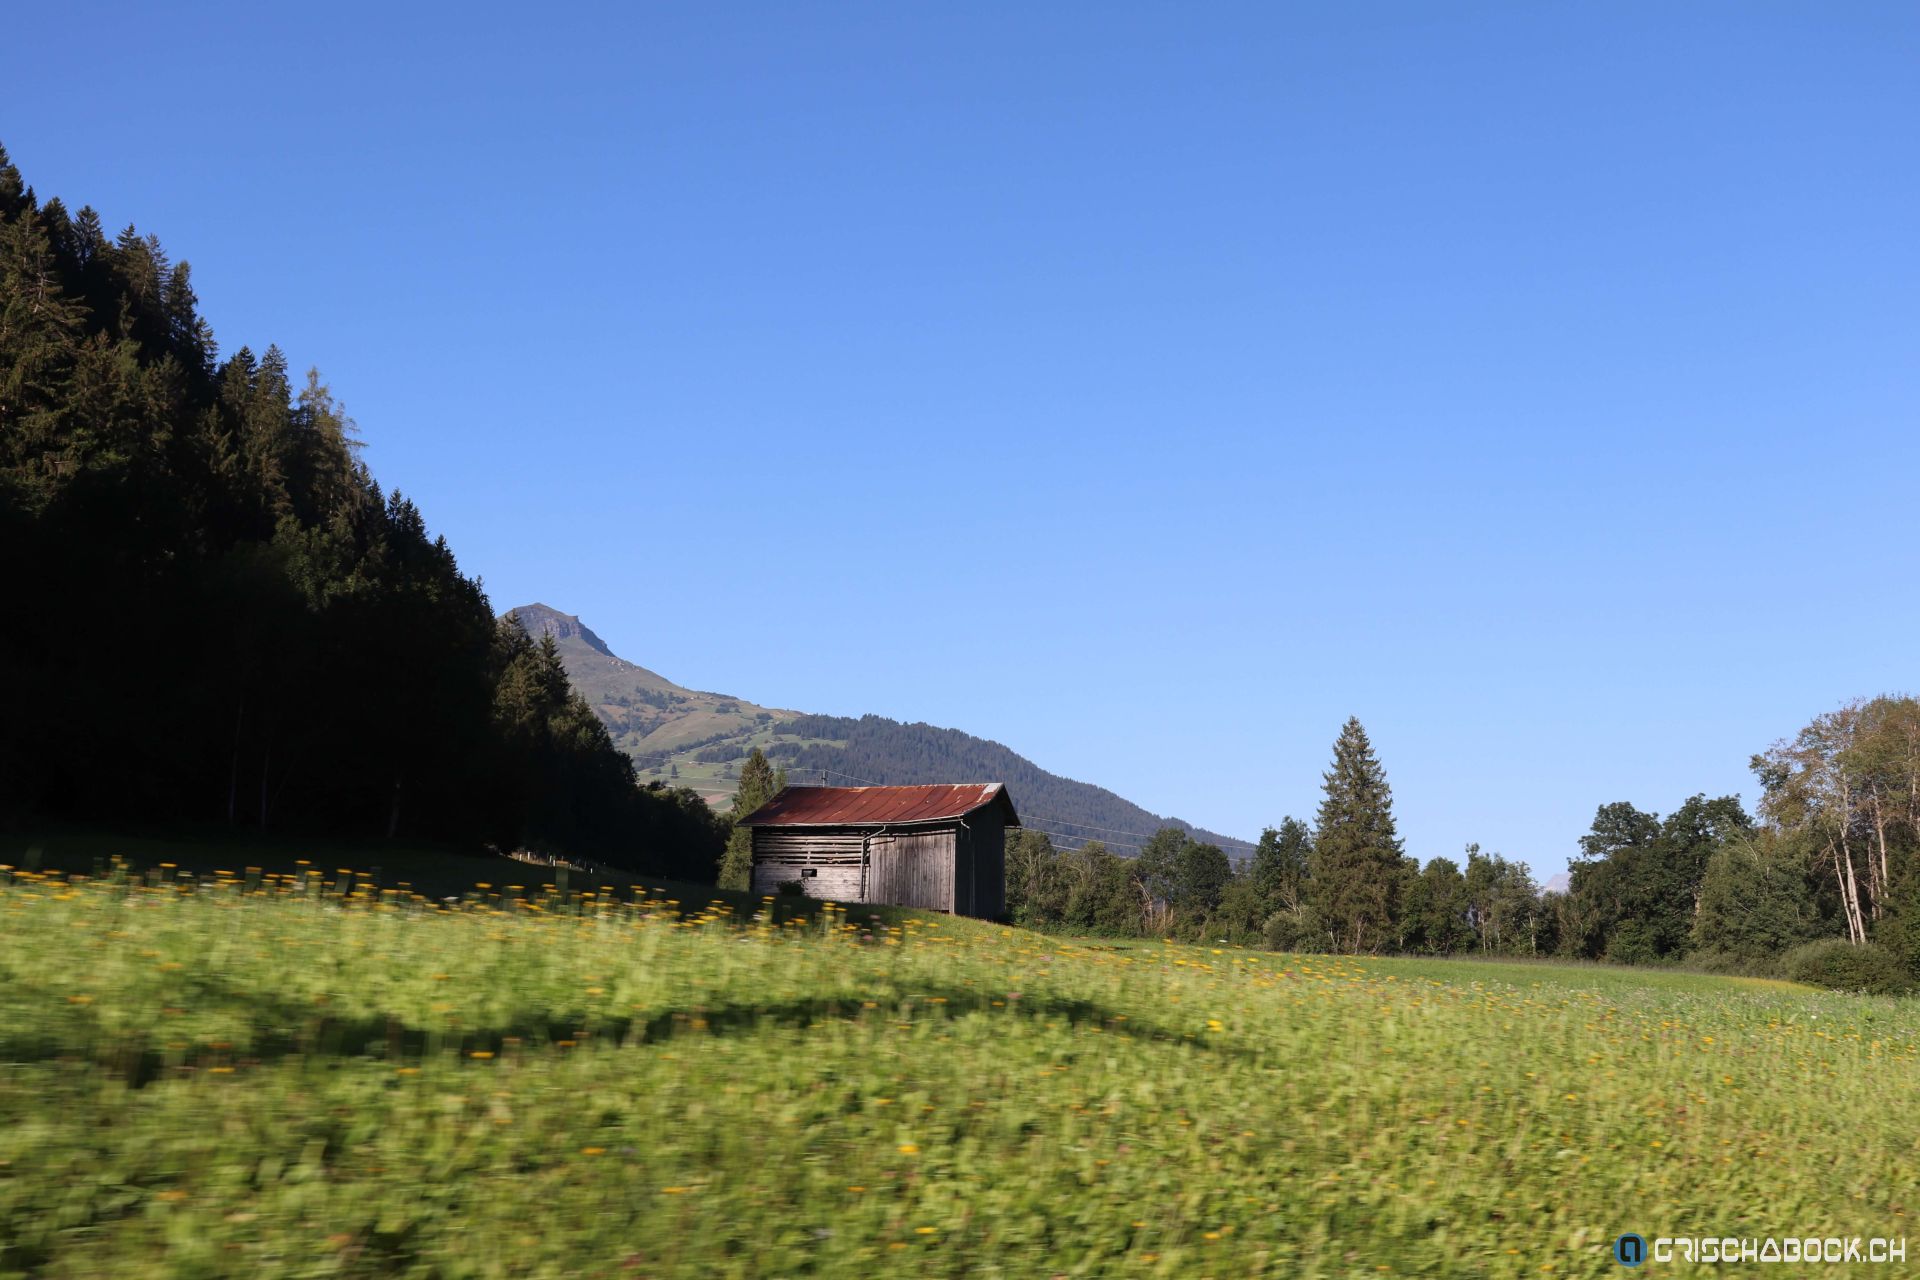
[0,145,723,877]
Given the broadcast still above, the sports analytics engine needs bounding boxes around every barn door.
[866,832,953,910]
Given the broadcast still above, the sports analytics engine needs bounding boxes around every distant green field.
[635,732,848,799]
[1,863,1913,1278]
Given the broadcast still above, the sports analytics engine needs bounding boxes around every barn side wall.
[966,810,1008,921]
[954,825,974,916]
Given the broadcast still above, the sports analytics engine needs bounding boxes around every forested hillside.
[0,145,722,877]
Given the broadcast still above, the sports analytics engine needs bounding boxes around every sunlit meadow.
[1,861,1915,1278]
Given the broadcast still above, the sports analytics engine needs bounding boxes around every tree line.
[1006,716,1551,955]
[1009,702,1920,992]
[1491,695,1920,990]
[0,143,724,876]
[1555,694,1920,989]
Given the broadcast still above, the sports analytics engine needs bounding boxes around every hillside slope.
[506,604,801,768]
[507,605,1249,855]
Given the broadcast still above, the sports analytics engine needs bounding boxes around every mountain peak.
[507,603,613,658]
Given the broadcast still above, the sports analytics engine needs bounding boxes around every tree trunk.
[1870,797,1890,922]
[1834,837,1866,945]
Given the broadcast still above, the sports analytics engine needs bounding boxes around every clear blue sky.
[11,3,1918,879]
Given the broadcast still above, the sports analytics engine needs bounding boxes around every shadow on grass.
[11,979,1218,1086]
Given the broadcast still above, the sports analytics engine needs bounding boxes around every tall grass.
[1,862,1915,1277]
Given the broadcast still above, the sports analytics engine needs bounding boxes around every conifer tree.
[1307,717,1404,952]
[718,747,785,889]
[0,145,25,221]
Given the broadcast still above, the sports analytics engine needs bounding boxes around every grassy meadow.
[1,856,1915,1278]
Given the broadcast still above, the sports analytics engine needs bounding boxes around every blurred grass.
[0,824,902,928]
[0,823,651,900]
[0,859,1915,1277]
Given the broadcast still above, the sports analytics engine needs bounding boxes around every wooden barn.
[739,783,1018,919]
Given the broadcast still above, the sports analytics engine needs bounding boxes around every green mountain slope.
[506,605,1252,857]
[505,604,804,779]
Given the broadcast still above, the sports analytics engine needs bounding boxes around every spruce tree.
[718,747,784,889]
[1307,717,1404,952]
[0,144,25,221]
[0,205,81,466]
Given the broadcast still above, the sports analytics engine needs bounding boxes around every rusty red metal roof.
[740,783,1019,828]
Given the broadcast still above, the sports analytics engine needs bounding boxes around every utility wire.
[1021,809,1258,850]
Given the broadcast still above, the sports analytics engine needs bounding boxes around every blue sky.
[10,3,1918,879]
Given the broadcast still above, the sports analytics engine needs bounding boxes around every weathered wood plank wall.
[867,831,955,911]
[749,831,865,901]
[749,818,1006,918]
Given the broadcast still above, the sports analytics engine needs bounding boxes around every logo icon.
[1615,1234,1647,1267]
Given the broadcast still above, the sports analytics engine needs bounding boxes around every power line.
[1021,809,1258,850]
[1019,811,1158,840]
[1022,827,1146,854]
